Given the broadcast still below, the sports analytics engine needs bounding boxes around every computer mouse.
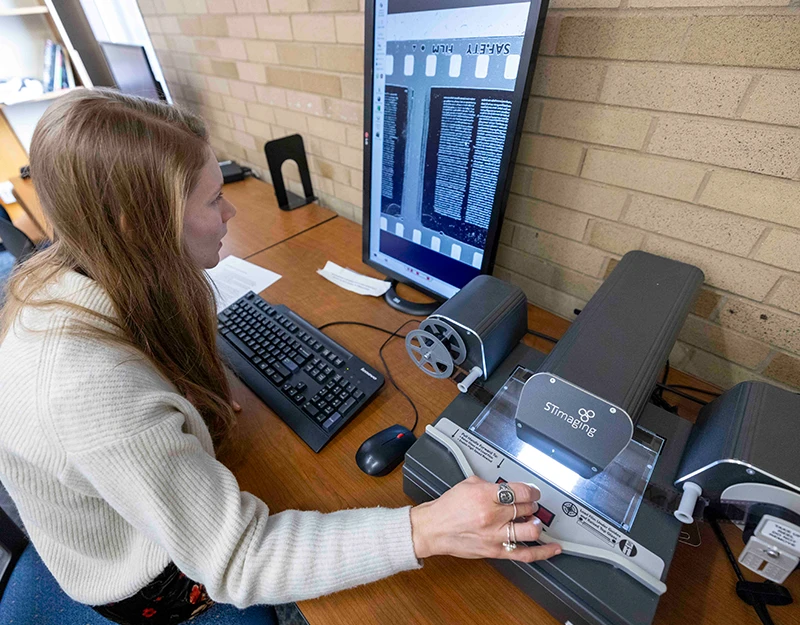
[355,424,417,477]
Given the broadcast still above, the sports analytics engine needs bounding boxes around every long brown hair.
[0,88,235,448]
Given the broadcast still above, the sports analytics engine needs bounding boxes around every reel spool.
[406,319,468,379]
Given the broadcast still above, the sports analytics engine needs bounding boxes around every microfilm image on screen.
[366,0,543,299]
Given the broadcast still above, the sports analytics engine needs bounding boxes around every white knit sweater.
[0,270,421,607]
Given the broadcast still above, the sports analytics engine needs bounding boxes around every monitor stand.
[384,280,439,316]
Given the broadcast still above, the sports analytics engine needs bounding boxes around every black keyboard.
[217,292,385,452]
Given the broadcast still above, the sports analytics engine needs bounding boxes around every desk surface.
[222,216,799,625]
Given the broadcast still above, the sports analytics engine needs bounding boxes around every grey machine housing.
[403,250,707,625]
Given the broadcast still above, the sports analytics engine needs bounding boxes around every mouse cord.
[318,319,421,433]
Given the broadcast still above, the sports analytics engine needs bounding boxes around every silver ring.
[497,483,515,505]
[511,503,518,521]
[503,522,517,552]
[511,521,517,544]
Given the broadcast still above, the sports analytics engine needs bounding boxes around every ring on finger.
[497,482,515,505]
[503,522,517,552]
[511,503,518,521]
[511,521,517,545]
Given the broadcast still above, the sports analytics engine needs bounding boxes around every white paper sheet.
[0,181,16,205]
[205,255,281,312]
[317,261,391,297]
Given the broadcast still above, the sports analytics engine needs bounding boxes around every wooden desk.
[9,176,47,240]
[222,216,799,625]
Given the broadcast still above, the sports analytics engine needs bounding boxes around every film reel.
[406,329,455,379]
[420,318,467,365]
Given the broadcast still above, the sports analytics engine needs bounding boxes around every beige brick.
[494,267,585,321]
[700,170,800,229]
[531,57,605,101]
[767,278,800,316]
[274,108,308,131]
[235,0,268,11]
[219,39,248,60]
[324,98,361,124]
[139,0,157,15]
[276,43,317,68]
[316,45,363,74]
[256,15,292,40]
[182,0,207,14]
[500,222,515,246]
[244,40,278,64]
[338,145,361,169]
[623,195,765,256]
[764,352,800,389]
[246,102,276,123]
[510,165,532,195]
[496,245,603,302]
[599,64,751,117]
[679,315,771,370]
[604,257,618,279]
[200,15,228,36]
[307,116,347,144]
[582,148,707,202]
[178,16,201,35]
[648,117,800,179]
[505,195,590,241]
[719,298,800,353]
[319,192,356,220]
[333,181,362,208]
[550,0,620,6]
[335,14,363,44]
[193,56,214,74]
[310,0,358,10]
[516,134,584,176]
[209,122,233,143]
[193,37,219,55]
[210,60,239,79]
[265,66,301,90]
[301,71,341,97]
[557,17,691,62]
[206,76,230,95]
[292,14,336,43]
[530,169,629,220]
[632,0,790,5]
[540,14,562,57]
[144,16,163,34]
[346,125,363,149]
[523,98,542,133]
[341,75,363,101]
[588,220,644,255]
[231,129,257,150]
[539,100,652,150]
[312,174,335,196]
[236,62,266,84]
[285,90,325,116]
[514,225,608,276]
[207,0,235,12]
[313,157,350,183]
[669,341,767,391]
[644,236,781,301]
[256,85,287,108]
[227,15,257,38]
[693,288,723,319]
[742,74,800,128]
[231,114,246,131]
[753,229,800,272]
[244,118,272,141]
[229,79,257,102]
[150,34,168,50]
[164,0,185,13]
[222,96,248,116]
[683,16,800,70]
[270,0,308,11]
[350,168,363,191]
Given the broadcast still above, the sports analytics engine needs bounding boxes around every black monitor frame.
[99,41,166,102]
[361,0,550,302]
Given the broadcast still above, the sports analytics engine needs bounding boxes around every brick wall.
[137,0,800,391]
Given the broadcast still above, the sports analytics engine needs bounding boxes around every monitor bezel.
[361,0,550,302]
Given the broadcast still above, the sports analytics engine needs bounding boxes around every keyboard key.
[274,362,292,378]
[281,358,299,373]
[322,348,331,358]
[315,373,326,383]
[323,412,342,431]
[303,404,319,418]
[226,334,255,359]
[353,390,365,400]
[333,357,344,367]
[340,398,356,415]
[295,382,307,393]
[270,373,284,385]
[293,395,305,405]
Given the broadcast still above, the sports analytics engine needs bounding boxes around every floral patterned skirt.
[92,562,214,625]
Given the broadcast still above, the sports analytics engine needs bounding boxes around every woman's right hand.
[409,476,561,563]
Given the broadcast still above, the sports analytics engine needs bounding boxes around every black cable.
[526,328,559,344]
[666,383,721,398]
[317,320,409,339]
[655,382,711,406]
[318,319,421,433]
[709,513,775,625]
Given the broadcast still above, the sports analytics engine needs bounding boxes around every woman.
[0,89,560,624]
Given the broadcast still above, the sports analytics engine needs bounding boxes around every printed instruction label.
[577,508,622,547]
[762,520,800,552]
[457,430,500,465]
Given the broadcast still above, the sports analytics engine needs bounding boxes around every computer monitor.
[362,0,549,311]
[99,42,166,102]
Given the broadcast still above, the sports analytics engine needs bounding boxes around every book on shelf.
[42,39,75,93]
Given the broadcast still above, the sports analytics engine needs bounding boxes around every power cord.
[526,328,559,344]
[318,319,420,433]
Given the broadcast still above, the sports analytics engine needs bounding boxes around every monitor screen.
[363,0,546,300]
[100,42,165,102]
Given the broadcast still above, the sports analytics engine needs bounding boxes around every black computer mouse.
[355,424,417,477]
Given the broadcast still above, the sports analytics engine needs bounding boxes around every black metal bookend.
[264,134,317,211]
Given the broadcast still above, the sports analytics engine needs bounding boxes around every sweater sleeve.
[67,412,421,607]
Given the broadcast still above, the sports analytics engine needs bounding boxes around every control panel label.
[762,520,800,551]
[577,508,622,547]
[457,431,501,465]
